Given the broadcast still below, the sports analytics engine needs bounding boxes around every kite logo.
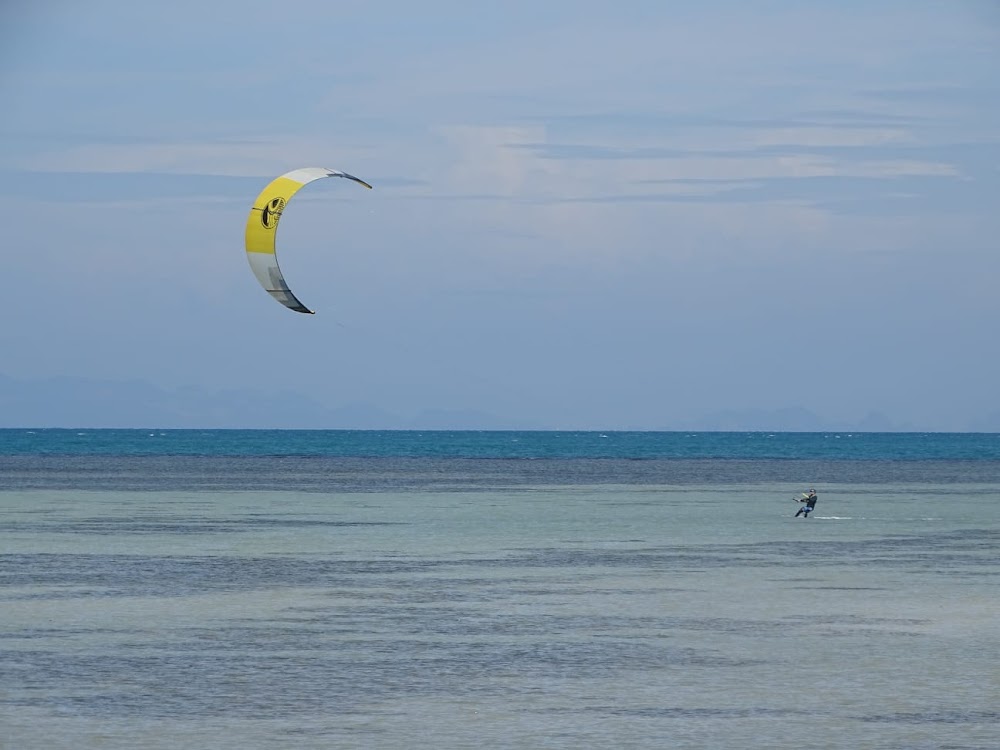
[260,196,286,229]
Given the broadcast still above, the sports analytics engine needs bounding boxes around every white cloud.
[20,137,373,177]
[748,126,914,148]
[439,124,551,198]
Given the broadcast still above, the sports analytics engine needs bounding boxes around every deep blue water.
[3,429,999,460]
[3,429,999,490]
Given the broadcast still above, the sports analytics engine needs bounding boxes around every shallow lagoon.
[2,481,997,749]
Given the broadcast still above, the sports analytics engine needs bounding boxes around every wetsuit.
[795,493,817,517]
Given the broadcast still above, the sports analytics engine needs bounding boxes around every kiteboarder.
[795,488,818,518]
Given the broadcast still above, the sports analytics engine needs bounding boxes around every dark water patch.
[267,603,798,640]
[6,529,995,602]
[5,455,1000,491]
[0,589,117,602]
[664,617,788,636]
[307,579,564,606]
[0,553,443,598]
[733,530,1000,573]
[476,546,784,573]
[282,721,395,737]
[414,612,670,638]
[782,615,929,626]
[128,626,352,652]
[780,614,930,638]
[504,585,693,597]
[551,705,806,719]
[0,627,142,640]
[3,516,401,536]
[814,627,926,638]
[469,530,1000,577]
[858,710,1000,724]
[0,636,758,720]
[242,593,798,643]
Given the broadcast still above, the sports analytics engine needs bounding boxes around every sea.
[2,429,998,749]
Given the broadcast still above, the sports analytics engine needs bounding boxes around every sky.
[1,0,999,430]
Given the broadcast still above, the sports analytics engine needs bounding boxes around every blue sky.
[2,0,999,429]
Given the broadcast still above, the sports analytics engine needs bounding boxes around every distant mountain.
[406,408,539,430]
[0,373,399,429]
[676,406,908,432]
[0,373,530,430]
[968,410,1000,432]
[0,372,988,431]
[678,406,831,432]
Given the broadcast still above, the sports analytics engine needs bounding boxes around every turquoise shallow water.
[1,432,998,748]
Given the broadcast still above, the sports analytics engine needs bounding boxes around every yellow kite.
[245,167,372,314]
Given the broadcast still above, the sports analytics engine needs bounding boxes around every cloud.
[439,124,551,198]
[15,136,376,178]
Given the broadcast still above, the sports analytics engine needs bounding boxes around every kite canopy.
[244,167,373,314]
